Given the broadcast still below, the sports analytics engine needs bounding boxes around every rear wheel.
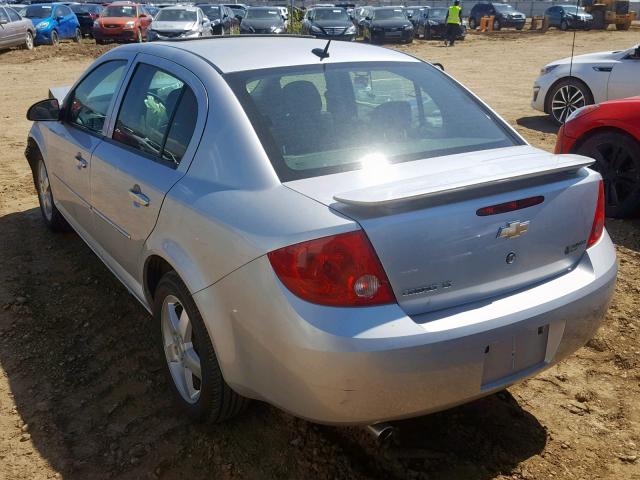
[24,31,34,50]
[73,28,81,43]
[50,30,59,46]
[154,272,249,423]
[576,131,640,218]
[546,78,593,125]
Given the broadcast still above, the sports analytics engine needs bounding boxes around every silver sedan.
[0,4,35,50]
[25,37,616,426]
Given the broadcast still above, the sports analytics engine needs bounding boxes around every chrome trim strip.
[93,207,131,239]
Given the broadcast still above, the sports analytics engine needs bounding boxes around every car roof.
[126,36,420,74]
[161,5,198,10]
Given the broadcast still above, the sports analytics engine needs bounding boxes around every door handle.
[74,153,88,169]
[129,188,150,207]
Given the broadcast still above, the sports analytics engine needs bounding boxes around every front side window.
[0,8,9,23]
[7,7,21,21]
[227,62,521,181]
[67,60,128,134]
[113,64,196,166]
[200,5,221,19]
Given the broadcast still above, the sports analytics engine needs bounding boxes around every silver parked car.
[0,4,35,50]
[147,5,210,41]
[25,37,616,426]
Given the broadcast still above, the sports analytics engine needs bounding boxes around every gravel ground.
[0,30,639,480]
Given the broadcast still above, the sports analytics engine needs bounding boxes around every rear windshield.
[102,5,136,17]
[245,8,280,19]
[373,8,406,20]
[226,62,521,181]
[24,5,52,18]
[155,9,197,21]
[314,8,348,21]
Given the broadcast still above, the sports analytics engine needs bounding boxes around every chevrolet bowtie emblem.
[497,221,530,239]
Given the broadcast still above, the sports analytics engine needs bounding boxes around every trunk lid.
[285,146,600,315]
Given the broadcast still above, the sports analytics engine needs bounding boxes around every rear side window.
[67,60,127,134]
[113,63,197,167]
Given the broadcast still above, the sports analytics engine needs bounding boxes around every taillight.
[476,196,544,216]
[267,230,395,307]
[587,180,605,248]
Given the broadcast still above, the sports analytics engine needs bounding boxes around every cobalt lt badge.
[497,220,530,239]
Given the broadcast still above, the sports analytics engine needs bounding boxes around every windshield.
[314,8,348,21]
[24,5,52,18]
[562,6,586,13]
[429,8,447,19]
[155,9,197,21]
[229,6,246,16]
[227,62,520,181]
[245,8,280,19]
[493,4,514,12]
[200,5,220,18]
[373,8,406,20]
[101,5,136,18]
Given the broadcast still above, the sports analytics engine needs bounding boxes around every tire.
[73,28,81,43]
[50,30,59,46]
[560,20,568,31]
[154,271,249,423]
[33,154,69,232]
[546,78,593,125]
[96,38,104,45]
[469,17,476,29]
[516,24,524,30]
[576,131,640,218]
[23,31,34,50]
[493,19,501,31]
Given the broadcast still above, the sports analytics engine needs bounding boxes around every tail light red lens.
[267,230,395,307]
[587,180,605,248]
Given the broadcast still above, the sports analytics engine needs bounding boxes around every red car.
[555,97,640,218]
[93,1,152,44]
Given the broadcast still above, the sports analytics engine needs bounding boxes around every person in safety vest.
[444,0,462,47]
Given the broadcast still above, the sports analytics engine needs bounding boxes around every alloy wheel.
[51,30,59,46]
[37,160,53,222]
[551,84,586,123]
[161,295,202,404]
[588,141,640,212]
[25,31,34,50]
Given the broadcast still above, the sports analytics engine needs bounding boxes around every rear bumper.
[194,231,616,425]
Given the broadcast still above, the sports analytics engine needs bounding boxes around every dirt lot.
[0,30,639,480]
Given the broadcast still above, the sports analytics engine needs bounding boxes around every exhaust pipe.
[365,423,396,444]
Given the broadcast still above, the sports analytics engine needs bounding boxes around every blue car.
[21,3,81,45]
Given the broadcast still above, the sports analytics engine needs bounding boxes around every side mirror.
[365,16,371,21]
[0,18,8,25]
[56,15,64,21]
[27,98,61,122]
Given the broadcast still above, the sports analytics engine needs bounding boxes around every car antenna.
[312,39,331,61]
[564,0,579,124]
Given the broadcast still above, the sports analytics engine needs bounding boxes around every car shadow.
[605,217,640,253]
[516,115,559,134]
[0,207,546,479]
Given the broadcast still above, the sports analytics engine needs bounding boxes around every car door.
[5,7,23,46]
[0,8,13,47]
[607,53,640,100]
[45,58,131,236]
[90,55,206,279]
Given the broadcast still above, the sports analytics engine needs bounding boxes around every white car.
[532,44,640,124]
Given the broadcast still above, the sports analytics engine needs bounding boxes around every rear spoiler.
[333,154,594,207]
